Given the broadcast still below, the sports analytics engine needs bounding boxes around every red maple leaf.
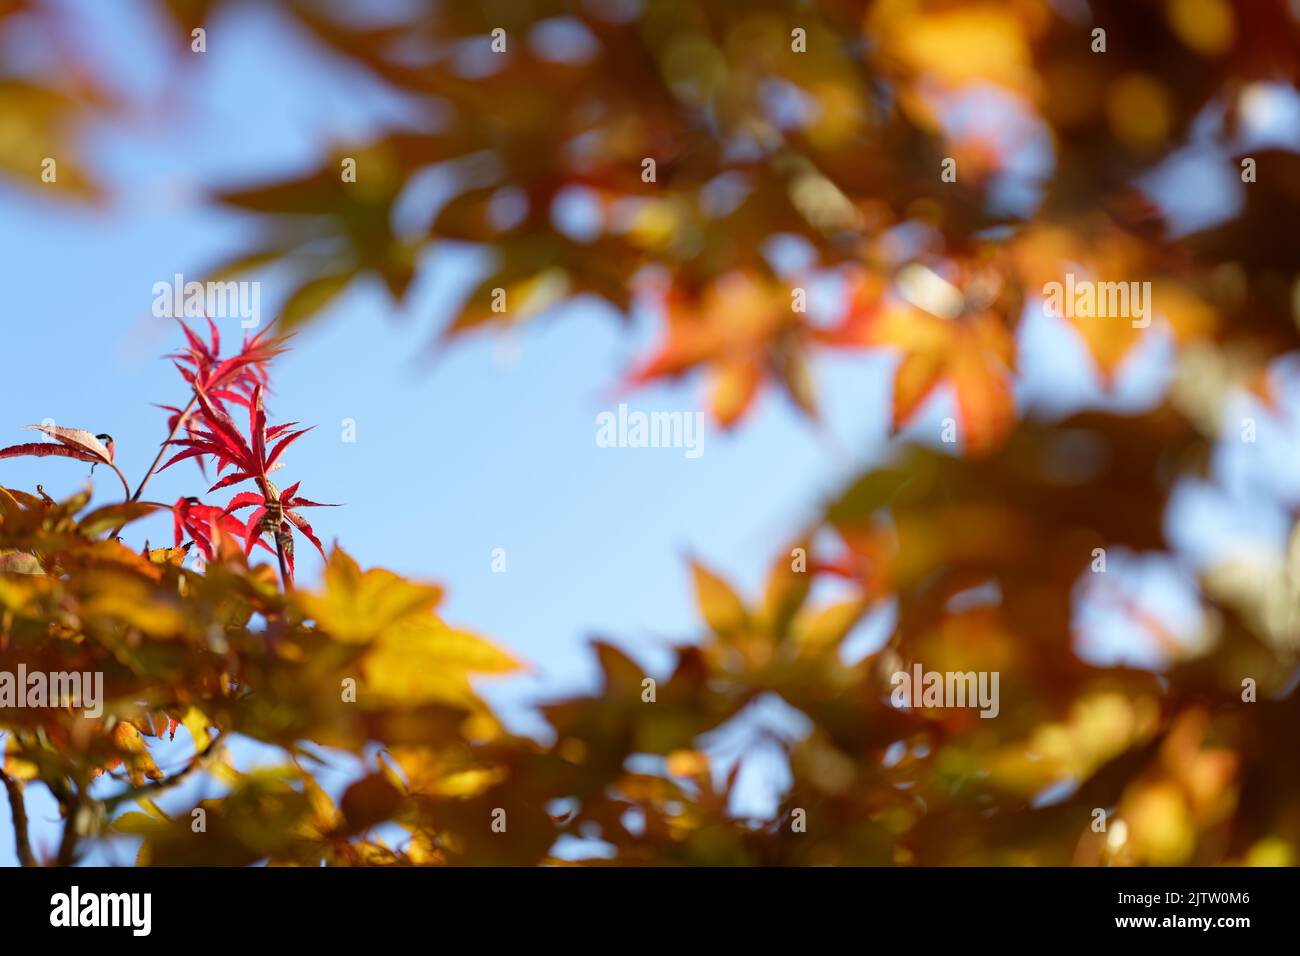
[222,480,336,575]
[172,496,272,561]
[161,383,331,582]
[161,319,290,474]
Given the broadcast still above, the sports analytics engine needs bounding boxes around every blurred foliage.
[3,0,1300,865]
[0,488,522,864]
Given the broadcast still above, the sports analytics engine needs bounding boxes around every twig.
[0,769,36,867]
[131,394,198,503]
[103,731,227,812]
[56,792,82,866]
[275,533,293,591]
[51,731,227,863]
[107,462,133,503]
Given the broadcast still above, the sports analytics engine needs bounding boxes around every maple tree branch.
[275,534,293,591]
[103,731,228,812]
[56,791,83,866]
[0,769,36,867]
[131,393,198,503]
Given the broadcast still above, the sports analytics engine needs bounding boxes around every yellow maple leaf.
[362,616,521,708]
[298,548,444,644]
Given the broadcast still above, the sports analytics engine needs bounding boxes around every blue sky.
[2,0,1297,865]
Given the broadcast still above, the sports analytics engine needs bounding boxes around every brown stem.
[107,462,133,502]
[0,769,36,867]
[131,393,198,503]
[56,792,82,866]
[275,532,293,591]
[45,732,227,864]
[104,731,227,811]
[253,476,292,591]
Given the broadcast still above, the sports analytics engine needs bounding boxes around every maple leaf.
[628,271,816,428]
[293,550,518,711]
[172,496,271,561]
[0,425,132,498]
[160,385,297,484]
[0,425,113,465]
[157,394,258,479]
[297,549,444,644]
[160,382,330,583]
[361,616,520,709]
[100,722,164,787]
[222,480,337,574]
[690,560,748,635]
[170,318,288,405]
[161,319,290,474]
[1010,224,1215,386]
[824,269,1017,456]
